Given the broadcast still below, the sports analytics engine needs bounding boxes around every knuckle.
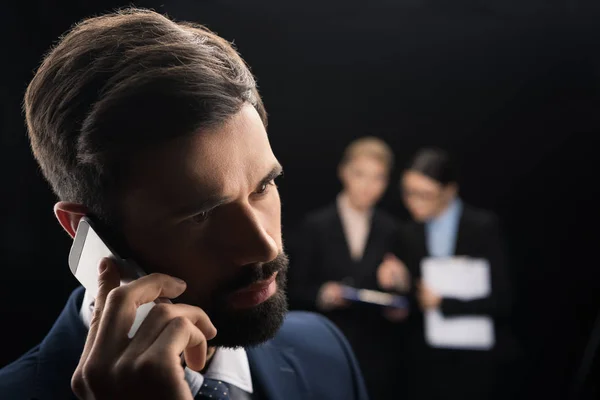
[135,356,166,378]
[106,286,128,305]
[148,272,170,282]
[71,369,86,397]
[170,315,191,331]
[81,361,108,389]
[113,358,137,382]
[151,302,173,319]
[193,306,209,321]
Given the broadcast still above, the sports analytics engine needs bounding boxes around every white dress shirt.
[79,290,254,399]
[337,193,373,261]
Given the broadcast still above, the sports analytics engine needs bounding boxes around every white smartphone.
[68,216,162,338]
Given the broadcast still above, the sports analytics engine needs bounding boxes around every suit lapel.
[331,204,353,265]
[356,210,384,283]
[333,203,380,264]
[414,223,428,258]
[330,204,361,285]
[246,343,310,400]
[360,211,379,264]
[454,206,470,256]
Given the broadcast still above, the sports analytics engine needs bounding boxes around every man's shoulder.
[0,345,41,398]
[0,287,87,400]
[271,311,353,362]
[461,204,500,230]
[278,311,338,339]
[257,311,367,399]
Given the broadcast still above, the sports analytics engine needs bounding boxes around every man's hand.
[416,281,442,311]
[317,281,349,311]
[377,253,411,292]
[382,307,408,322]
[71,258,217,400]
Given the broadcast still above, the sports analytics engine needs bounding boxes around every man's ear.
[54,202,89,238]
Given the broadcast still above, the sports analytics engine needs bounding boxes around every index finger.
[92,272,187,356]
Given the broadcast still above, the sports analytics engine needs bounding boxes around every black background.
[1,1,599,399]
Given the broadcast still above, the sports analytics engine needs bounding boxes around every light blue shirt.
[425,198,463,257]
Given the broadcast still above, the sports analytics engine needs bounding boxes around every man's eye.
[190,210,211,224]
[257,180,275,195]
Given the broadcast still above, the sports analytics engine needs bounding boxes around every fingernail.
[173,277,186,285]
[98,260,109,274]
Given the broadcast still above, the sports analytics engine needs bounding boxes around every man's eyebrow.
[257,164,284,190]
[172,164,283,219]
[173,194,232,219]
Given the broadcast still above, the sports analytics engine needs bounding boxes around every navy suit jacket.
[0,287,369,400]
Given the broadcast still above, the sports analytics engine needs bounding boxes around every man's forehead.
[123,105,276,213]
[181,106,275,188]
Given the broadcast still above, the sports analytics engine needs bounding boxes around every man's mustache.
[221,252,289,294]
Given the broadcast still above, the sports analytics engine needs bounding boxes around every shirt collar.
[79,290,253,395]
[427,197,462,227]
[203,346,253,393]
[336,192,374,220]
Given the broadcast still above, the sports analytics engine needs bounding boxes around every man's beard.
[205,252,289,348]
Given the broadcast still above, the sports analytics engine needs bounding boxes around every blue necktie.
[196,378,231,400]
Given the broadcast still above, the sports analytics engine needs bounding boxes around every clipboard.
[421,256,495,350]
[341,285,408,309]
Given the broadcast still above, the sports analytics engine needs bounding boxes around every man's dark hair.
[407,148,457,186]
[25,7,266,223]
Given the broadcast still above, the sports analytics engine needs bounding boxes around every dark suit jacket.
[0,287,368,400]
[288,203,398,309]
[392,204,511,321]
[287,203,399,399]
[390,204,513,400]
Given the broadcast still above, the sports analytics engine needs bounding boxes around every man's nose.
[220,203,279,266]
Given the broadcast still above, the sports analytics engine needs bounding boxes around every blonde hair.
[340,136,394,170]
